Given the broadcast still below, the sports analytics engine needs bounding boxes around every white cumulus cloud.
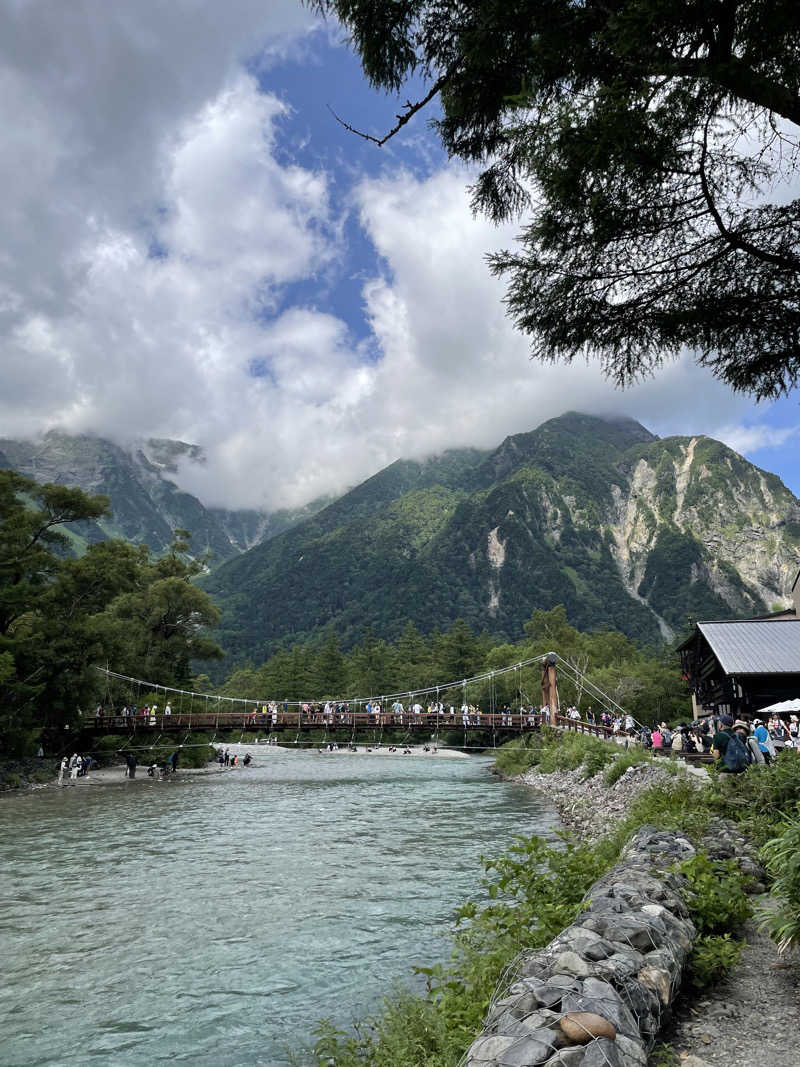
[0,1,796,511]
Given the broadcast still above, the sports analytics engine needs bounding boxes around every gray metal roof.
[698,620,800,675]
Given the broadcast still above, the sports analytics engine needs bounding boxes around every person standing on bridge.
[164,702,171,717]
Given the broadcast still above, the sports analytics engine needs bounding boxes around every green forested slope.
[204,412,800,664]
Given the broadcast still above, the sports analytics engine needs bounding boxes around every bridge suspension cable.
[93,650,641,730]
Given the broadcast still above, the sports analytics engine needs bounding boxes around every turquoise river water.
[1,748,560,1066]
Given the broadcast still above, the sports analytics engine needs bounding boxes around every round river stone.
[559,1011,617,1044]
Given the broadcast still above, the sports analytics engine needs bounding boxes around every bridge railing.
[92,710,551,732]
[90,710,629,738]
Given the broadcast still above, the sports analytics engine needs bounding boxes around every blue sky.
[0,2,798,507]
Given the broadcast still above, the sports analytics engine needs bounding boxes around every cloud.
[714,423,800,455]
[0,4,793,512]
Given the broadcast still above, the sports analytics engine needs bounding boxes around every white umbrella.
[756,698,800,715]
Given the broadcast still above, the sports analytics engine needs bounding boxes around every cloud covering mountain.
[1,2,798,512]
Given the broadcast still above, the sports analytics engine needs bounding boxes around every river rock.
[638,965,672,1004]
[495,1031,558,1066]
[465,1034,515,1064]
[614,1033,648,1066]
[559,1012,616,1044]
[552,951,594,977]
[544,1048,585,1066]
[581,1037,625,1067]
[532,981,576,1008]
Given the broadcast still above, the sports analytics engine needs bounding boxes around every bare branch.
[699,116,800,272]
[328,73,450,147]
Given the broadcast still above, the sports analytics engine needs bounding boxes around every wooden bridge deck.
[86,711,713,762]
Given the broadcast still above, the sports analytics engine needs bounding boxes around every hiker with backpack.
[733,720,765,767]
[712,715,750,773]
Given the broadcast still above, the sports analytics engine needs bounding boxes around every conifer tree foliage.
[220,607,689,724]
[311,0,800,397]
[0,472,223,755]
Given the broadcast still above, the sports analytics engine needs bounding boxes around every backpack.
[662,729,672,747]
[723,732,750,772]
[746,737,765,766]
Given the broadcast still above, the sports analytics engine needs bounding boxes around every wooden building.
[678,566,800,718]
[678,618,800,719]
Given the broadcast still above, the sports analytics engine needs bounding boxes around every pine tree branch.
[328,73,449,147]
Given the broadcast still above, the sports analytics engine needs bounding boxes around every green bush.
[536,731,610,774]
[678,851,752,935]
[758,806,800,954]
[620,780,711,840]
[686,933,744,988]
[581,742,618,779]
[2,772,22,790]
[312,989,460,1067]
[648,1042,680,1067]
[708,749,800,843]
[603,749,649,786]
[492,735,540,777]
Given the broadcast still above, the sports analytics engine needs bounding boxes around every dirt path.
[658,909,800,1066]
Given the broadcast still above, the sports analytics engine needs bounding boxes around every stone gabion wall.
[463,827,698,1067]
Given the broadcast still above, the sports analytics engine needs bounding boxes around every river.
[0,748,559,1066]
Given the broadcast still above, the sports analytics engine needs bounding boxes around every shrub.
[493,734,540,777]
[603,750,649,786]
[678,851,752,935]
[707,749,800,843]
[619,779,711,841]
[580,743,618,779]
[536,731,609,774]
[648,1042,680,1067]
[686,933,745,989]
[758,807,800,954]
[312,989,460,1067]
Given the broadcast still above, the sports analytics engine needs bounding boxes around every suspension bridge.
[90,652,641,747]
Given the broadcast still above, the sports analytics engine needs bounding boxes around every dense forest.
[211,605,691,728]
[0,471,223,757]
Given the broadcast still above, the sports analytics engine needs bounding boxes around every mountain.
[0,431,330,563]
[203,412,800,662]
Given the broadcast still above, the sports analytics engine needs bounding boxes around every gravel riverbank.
[516,759,799,1067]
[518,760,708,840]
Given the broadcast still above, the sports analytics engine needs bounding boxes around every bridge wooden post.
[541,653,559,726]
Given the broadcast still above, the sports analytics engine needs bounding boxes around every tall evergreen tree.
[311,628,347,698]
[311,0,800,397]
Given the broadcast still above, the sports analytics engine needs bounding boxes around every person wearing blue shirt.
[753,721,773,765]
